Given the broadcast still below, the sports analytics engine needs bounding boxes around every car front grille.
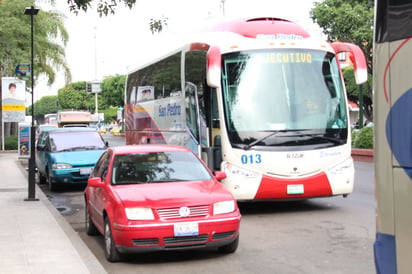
[132,238,159,246]
[164,234,209,246]
[212,231,236,240]
[157,205,209,220]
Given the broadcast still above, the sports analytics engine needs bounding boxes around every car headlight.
[222,162,258,178]
[125,207,155,220]
[51,163,72,169]
[213,200,235,215]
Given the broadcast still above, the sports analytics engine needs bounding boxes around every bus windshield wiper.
[295,133,345,145]
[241,130,289,150]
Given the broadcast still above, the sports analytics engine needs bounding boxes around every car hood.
[49,150,105,166]
[112,180,234,207]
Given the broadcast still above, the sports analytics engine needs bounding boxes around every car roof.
[110,145,193,155]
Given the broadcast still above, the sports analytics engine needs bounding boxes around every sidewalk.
[0,152,107,274]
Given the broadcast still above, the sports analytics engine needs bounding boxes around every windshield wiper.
[241,130,289,150]
[82,145,105,150]
[295,133,345,145]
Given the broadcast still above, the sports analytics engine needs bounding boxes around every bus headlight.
[222,162,258,178]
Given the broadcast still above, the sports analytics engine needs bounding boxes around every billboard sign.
[1,77,26,122]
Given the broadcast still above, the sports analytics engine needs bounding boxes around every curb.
[351,148,374,157]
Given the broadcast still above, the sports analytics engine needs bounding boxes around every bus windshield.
[222,49,348,149]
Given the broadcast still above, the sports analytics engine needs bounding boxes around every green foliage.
[352,126,374,149]
[0,0,71,84]
[100,75,126,108]
[57,81,95,110]
[65,0,165,33]
[100,106,119,123]
[310,0,374,73]
[67,0,138,16]
[149,17,168,34]
[342,67,372,101]
[4,136,18,150]
[27,95,59,123]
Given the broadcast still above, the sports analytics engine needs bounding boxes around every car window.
[37,132,48,146]
[49,131,106,152]
[92,151,111,181]
[111,151,212,185]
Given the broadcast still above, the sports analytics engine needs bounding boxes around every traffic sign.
[15,64,31,77]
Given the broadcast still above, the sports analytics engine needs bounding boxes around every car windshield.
[49,131,106,152]
[111,151,212,185]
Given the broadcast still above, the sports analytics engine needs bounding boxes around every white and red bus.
[125,17,367,201]
[374,1,412,273]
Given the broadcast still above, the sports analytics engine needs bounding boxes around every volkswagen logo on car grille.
[179,206,191,217]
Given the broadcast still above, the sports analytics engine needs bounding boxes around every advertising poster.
[18,123,31,159]
[1,77,26,122]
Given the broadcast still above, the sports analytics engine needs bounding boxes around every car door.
[35,132,49,175]
[88,151,111,229]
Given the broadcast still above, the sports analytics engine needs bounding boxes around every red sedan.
[84,144,241,262]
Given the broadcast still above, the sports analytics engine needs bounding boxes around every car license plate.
[174,222,199,237]
[287,184,304,194]
[80,167,92,175]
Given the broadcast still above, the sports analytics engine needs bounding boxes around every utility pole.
[24,6,40,202]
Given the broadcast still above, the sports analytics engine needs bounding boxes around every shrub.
[353,126,374,149]
[4,136,18,150]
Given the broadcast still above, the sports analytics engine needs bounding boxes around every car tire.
[38,172,47,184]
[47,168,58,192]
[85,203,99,236]
[217,235,239,254]
[104,216,122,262]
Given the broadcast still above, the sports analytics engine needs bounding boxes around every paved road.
[39,158,375,274]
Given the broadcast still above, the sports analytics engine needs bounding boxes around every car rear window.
[111,152,212,185]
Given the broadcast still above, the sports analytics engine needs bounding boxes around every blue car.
[36,127,108,191]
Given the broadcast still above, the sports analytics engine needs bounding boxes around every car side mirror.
[88,177,104,187]
[214,171,226,181]
[36,144,45,151]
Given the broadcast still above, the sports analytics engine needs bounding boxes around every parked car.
[35,124,57,141]
[36,127,108,191]
[110,126,121,134]
[84,144,241,262]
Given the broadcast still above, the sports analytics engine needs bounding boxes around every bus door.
[184,82,203,156]
[201,85,222,171]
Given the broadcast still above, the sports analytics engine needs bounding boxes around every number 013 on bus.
[124,17,367,201]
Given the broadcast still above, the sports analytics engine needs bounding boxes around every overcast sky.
[35,0,319,100]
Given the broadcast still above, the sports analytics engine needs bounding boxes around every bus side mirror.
[330,42,368,85]
[207,46,222,88]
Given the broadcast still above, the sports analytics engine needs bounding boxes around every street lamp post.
[24,6,39,202]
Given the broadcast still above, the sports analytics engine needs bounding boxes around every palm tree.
[0,0,71,138]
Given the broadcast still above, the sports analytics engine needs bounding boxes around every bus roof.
[202,17,311,40]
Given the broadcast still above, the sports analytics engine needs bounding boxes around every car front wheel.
[104,216,122,262]
[46,168,58,191]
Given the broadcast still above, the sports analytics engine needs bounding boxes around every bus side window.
[204,86,220,147]
[185,82,199,142]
